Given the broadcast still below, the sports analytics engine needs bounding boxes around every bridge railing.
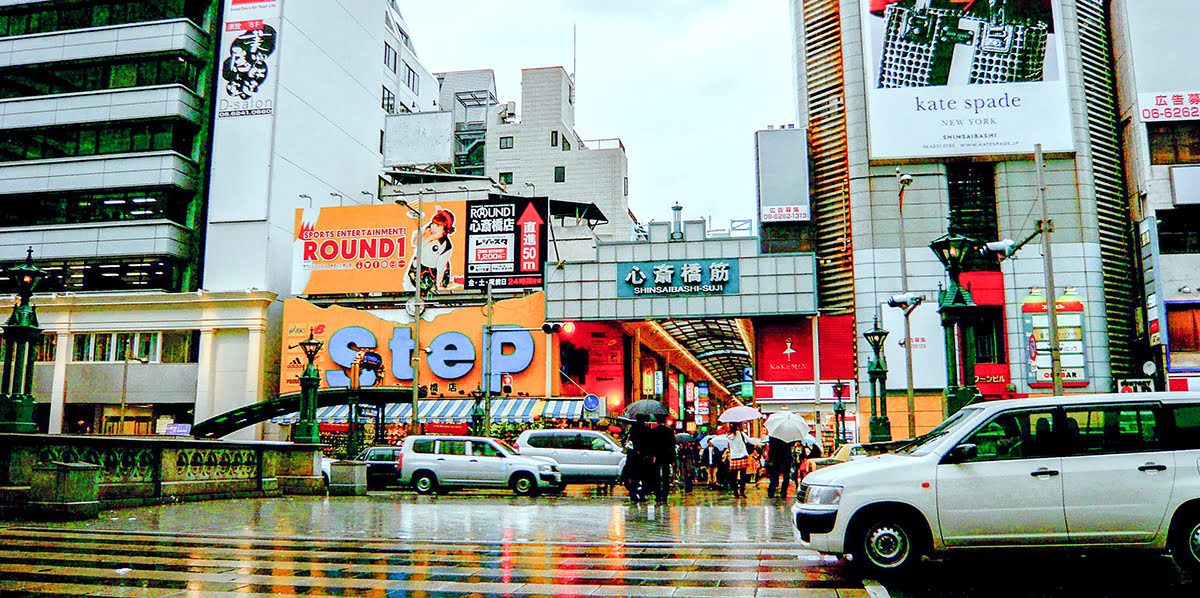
[0,434,324,516]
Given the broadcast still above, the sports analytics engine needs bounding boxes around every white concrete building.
[0,0,438,437]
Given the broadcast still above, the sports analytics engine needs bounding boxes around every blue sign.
[743,367,753,382]
[583,394,600,411]
[617,259,739,297]
[696,382,709,398]
[163,423,191,436]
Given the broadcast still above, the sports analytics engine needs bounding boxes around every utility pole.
[485,281,494,436]
[409,189,428,433]
[897,170,918,435]
[1035,144,1064,396]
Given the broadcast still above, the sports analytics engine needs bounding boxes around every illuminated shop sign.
[617,259,739,298]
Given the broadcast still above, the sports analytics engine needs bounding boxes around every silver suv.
[514,429,625,485]
[398,435,561,496]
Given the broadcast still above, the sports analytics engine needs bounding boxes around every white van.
[793,392,1200,576]
[514,429,626,486]
[397,435,561,496]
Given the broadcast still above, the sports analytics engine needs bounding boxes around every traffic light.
[541,321,576,334]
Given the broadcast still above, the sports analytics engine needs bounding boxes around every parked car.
[514,428,625,486]
[793,392,1200,576]
[398,435,562,496]
[804,441,903,473]
[320,446,404,489]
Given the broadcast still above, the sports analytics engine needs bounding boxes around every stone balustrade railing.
[0,434,324,517]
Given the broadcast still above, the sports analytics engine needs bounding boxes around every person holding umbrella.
[628,413,656,502]
[652,414,676,501]
[763,408,811,498]
[724,421,764,498]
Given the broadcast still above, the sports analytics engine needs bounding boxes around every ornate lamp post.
[863,318,891,442]
[929,233,984,417]
[1,248,47,433]
[292,329,324,444]
[832,380,848,448]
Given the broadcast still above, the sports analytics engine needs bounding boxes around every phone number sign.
[1139,92,1200,121]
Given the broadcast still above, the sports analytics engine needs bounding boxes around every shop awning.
[271,397,544,424]
[542,399,585,420]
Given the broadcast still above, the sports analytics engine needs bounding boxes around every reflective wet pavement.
[0,484,872,597]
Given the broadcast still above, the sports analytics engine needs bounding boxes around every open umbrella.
[622,399,667,421]
[717,404,763,423]
[764,410,811,443]
[675,432,696,444]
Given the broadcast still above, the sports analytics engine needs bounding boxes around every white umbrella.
[764,410,811,443]
[718,404,763,423]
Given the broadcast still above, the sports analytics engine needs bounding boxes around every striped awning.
[271,397,544,424]
[541,399,585,420]
[490,397,540,422]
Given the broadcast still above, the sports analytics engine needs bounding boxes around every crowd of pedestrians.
[621,414,823,502]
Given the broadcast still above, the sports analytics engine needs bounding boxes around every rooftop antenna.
[572,23,577,83]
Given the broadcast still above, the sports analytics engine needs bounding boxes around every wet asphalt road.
[1,483,1196,596]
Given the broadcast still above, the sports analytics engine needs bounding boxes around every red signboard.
[756,316,855,382]
[974,363,1010,398]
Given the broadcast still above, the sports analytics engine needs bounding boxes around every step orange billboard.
[281,294,553,396]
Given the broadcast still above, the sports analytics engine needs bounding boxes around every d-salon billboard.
[860,0,1074,159]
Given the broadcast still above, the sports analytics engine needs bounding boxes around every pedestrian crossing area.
[0,527,870,597]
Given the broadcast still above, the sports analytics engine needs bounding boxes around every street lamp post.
[0,248,46,433]
[118,343,148,435]
[292,329,324,444]
[863,318,891,441]
[930,233,984,416]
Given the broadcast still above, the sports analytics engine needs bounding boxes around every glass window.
[960,409,1056,462]
[551,131,558,147]
[160,330,196,364]
[472,441,502,457]
[437,440,467,455]
[1158,207,1200,254]
[381,86,396,113]
[554,166,565,183]
[115,332,135,360]
[498,172,513,185]
[1063,406,1161,455]
[1150,122,1200,165]
[527,434,550,448]
[589,436,609,451]
[499,136,514,150]
[1170,405,1200,450]
[138,332,157,361]
[72,334,91,362]
[411,439,435,453]
[35,333,57,362]
[92,333,113,362]
[109,62,137,88]
[562,138,570,151]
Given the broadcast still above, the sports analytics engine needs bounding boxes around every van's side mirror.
[943,444,978,465]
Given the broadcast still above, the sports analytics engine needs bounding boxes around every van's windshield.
[894,406,983,456]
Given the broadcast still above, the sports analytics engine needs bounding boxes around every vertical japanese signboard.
[209,0,284,223]
[464,195,548,291]
[1022,288,1089,388]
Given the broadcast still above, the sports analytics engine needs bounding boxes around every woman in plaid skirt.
[724,422,765,497]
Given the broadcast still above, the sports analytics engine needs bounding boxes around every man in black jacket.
[652,414,677,501]
[765,436,796,498]
[628,413,656,502]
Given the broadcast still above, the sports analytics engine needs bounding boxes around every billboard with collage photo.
[292,195,547,296]
[292,203,466,295]
[861,0,1073,159]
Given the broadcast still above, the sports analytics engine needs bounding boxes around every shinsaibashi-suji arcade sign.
[617,259,739,297]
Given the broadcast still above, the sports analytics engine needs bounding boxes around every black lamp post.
[832,380,848,448]
[929,233,984,417]
[292,329,323,444]
[863,318,891,442]
[1,248,47,433]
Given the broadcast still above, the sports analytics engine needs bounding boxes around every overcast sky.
[401,0,797,232]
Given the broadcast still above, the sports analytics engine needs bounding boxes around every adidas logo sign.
[286,357,303,369]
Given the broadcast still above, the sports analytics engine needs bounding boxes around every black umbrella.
[621,399,667,420]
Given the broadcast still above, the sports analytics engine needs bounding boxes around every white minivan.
[793,393,1200,576]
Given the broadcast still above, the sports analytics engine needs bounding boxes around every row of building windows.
[502,133,574,152]
[0,0,208,38]
[0,188,192,229]
[0,119,195,163]
[67,330,199,363]
[0,256,181,294]
[496,169,567,185]
[0,52,200,100]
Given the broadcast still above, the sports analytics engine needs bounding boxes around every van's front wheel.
[852,516,920,576]
[1172,514,1200,575]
